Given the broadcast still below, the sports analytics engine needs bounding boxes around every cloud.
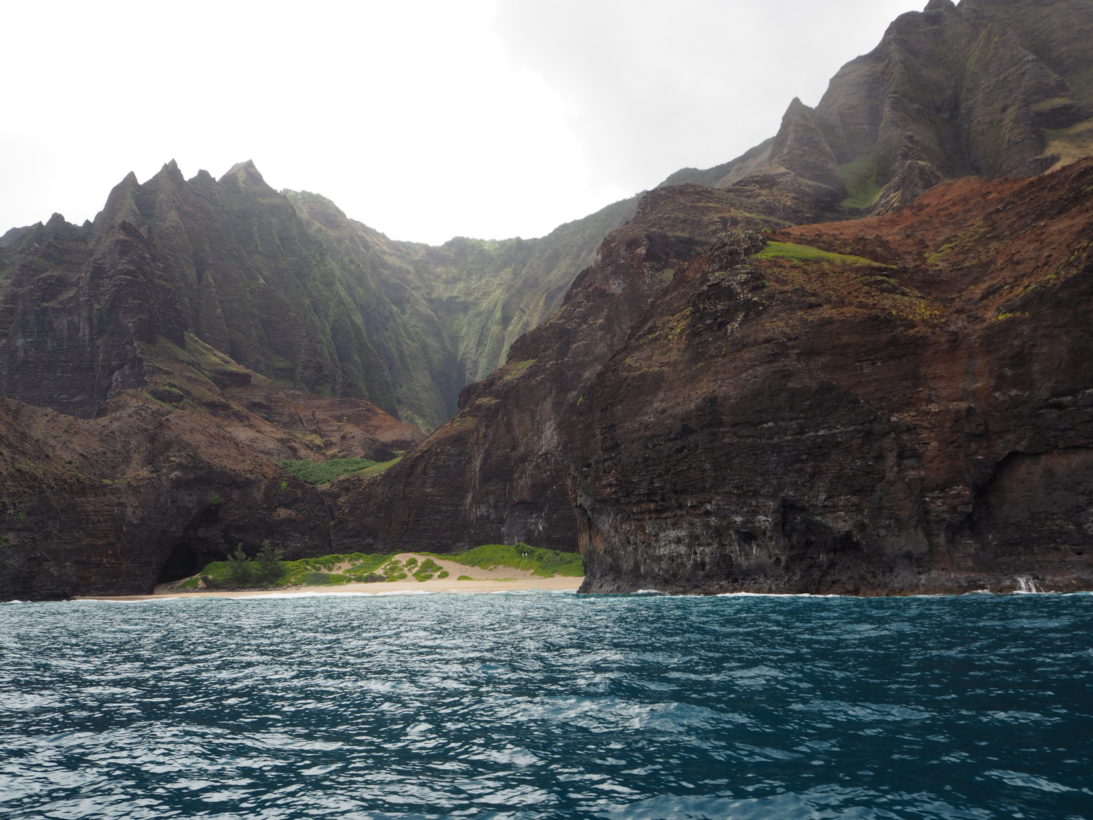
[492,0,920,191]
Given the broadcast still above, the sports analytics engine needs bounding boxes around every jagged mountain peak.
[220,159,268,188]
[284,189,349,231]
[154,159,185,184]
[783,96,811,114]
[93,170,142,232]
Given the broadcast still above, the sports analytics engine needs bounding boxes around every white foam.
[716,592,843,598]
[227,590,436,600]
[1014,576,1042,594]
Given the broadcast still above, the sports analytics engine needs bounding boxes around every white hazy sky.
[2,0,921,245]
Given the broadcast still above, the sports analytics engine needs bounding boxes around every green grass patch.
[413,558,443,582]
[354,456,403,479]
[927,241,958,265]
[838,154,881,210]
[428,544,584,578]
[278,457,379,485]
[755,241,882,267]
[186,550,394,590]
[500,359,537,382]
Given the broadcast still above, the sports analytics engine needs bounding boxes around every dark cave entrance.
[156,539,207,584]
[155,504,224,584]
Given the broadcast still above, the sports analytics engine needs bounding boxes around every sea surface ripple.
[1,592,1091,818]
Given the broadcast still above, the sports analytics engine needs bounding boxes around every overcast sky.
[2,0,921,245]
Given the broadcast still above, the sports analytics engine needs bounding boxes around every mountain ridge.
[2,0,1093,599]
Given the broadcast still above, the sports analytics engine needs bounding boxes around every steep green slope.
[399,196,639,383]
[285,190,637,422]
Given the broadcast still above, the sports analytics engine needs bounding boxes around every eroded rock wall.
[574,161,1093,593]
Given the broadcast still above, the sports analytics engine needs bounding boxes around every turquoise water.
[1,591,1091,819]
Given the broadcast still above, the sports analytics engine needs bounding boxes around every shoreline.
[76,575,583,602]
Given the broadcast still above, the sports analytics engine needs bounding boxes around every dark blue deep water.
[1,591,1091,819]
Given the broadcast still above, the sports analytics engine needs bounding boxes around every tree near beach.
[255,541,285,585]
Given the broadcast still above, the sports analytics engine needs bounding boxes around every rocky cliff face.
[359,157,1093,594]
[338,188,791,554]
[575,161,1093,594]
[287,190,637,416]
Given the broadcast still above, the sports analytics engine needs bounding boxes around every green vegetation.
[278,457,380,485]
[219,540,285,587]
[754,241,883,267]
[500,359,537,382]
[426,544,585,578]
[758,249,941,325]
[226,545,252,586]
[1066,67,1093,107]
[254,541,283,584]
[413,558,443,581]
[174,543,584,590]
[380,557,410,581]
[195,549,392,589]
[355,456,402,479]
[838,154,881,210]
[927,241,958,265]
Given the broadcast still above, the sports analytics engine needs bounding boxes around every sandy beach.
[77,574,582,602]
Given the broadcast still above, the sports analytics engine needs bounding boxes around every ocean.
[1,591,1090,818]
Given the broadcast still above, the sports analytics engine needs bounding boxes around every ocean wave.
[1,591,1089,819]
